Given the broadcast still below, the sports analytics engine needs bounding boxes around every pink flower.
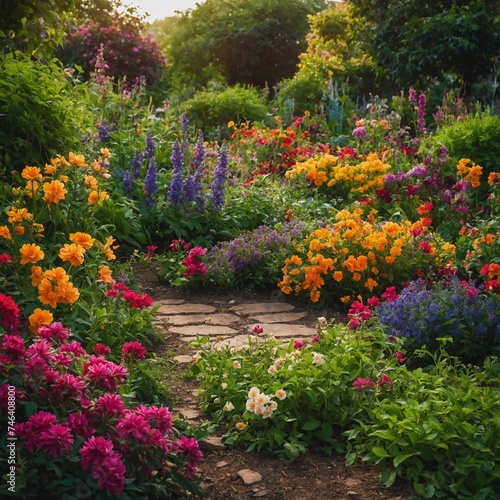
[145,245,158,259]
[176,435,203,479]
[352,377,375,391]
[293,340,304,349]
[394,351,406,363]
[59,341,86,357]
[0,293,20,333]
[381,286,399,303]
[37,322,71,342]
[37,423,74,458]
[135,405,173,434]
[0,334,26,362]
[94,393,126,417]
[67,412,94,438]
[311,333,320,343]
[377,373,392,388]
[80,436,115,470]
[252,325,263,335]
[122,340,147,361]
[0,252,13,264]
[91,454,126,495]
[366,296,381,308]
[52,373,87,398]
[116,412,150,440]
[93,343,111,356]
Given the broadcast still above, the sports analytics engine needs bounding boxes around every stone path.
[153,297,322,430]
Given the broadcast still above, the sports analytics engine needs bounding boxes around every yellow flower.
[70,232,94,249]
[29,308,53,333]
[42,180,67,204]
[20,243,44,265]
[0,225,12,239]
[227,120,235,128]
[69,151,87,167]
[59,243,85,266]
[21,166,43,181]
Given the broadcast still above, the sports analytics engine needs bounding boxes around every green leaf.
[302,419,321,431]
[371,446,390,458]
[380,468,397,487]
[393,452,419,468]
[413,482,435,498]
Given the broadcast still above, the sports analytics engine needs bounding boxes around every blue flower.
[209,145,228,212]
[168,140,184,206]
[144,157,158,206]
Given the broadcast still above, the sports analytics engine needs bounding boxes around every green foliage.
[0,53,80,174]
[162,0,326,91]
[181,85,270,140]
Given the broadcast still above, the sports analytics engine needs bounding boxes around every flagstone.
[170,325,238,336]
[246,323,317,337]
[249,311,307,323]
[156,303,217,315]
[174,354,193,363]
[229,302,295,315]
[153,298,186,306]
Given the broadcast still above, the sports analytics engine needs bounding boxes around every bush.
[0,53,79,174]
[181,85,270,140]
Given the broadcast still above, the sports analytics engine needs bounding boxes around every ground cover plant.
[2,2,500,498]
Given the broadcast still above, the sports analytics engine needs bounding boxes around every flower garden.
[1,4,500,498]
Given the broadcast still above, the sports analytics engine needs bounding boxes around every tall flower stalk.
[209,144,228,212]
[168,140,184,206]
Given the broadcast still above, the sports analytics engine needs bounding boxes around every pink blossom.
[37,322,71,342]
[293,340,304,349]
[377,373,393,388]
[352,377,375,391]
[122,340,147,361]
[311,333,320,343]
[135,405,173,434]
[176,435,203,479]
[59,341,86,357]
[91,454,126,495]
[52,373,87,398]
[116,412,150,440]
[394,351,406,363]
[252,325,263,335]
[0,334,26,362]
[37,423,74,458]
[80,436,115,470]
[94,393,126,417]
[93,343,111,356]
[67,412,94,438]
[381,286,399,303]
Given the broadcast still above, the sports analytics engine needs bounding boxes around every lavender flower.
[408,88,417,104]
[168,140,184,206]
[417,93,427,133]
[352,126,367,139]
[407,164,428,178]
[438,145,449,165]
[143,132,156,160]
[144,157,158,206]
[97,120,110,143]
[122,171,134,197]
[209,145,228,212]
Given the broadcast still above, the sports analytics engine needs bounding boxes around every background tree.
[162,0,328,92]
[347,0,500,98]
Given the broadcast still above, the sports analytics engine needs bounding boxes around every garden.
[1,0,500,498]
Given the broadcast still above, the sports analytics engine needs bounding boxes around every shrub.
[0,53,79,174]
[181,85,270,140]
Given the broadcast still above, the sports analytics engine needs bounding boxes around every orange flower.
[44,163,57,175]
[364,278,378,291]
[38,278,58,308]
[103,236,118,261]
[333,271,343,282]
[88,191,99,204]
[21,166,42,181]
[100,148,111,158]
[6,207,32,223]
[84,175,98,189]
[14,225,24,235]
[69,151,87,167]
[42,180,67,204]
[44,267,70,284]
[29,308,53,333]
[0,225,12,239]
[55,281,80,304]
[31,266,44,286]
[488,172,500,186]
[25,180,40,198]
[70,232,94,249]
[20,243,44,265]
[97,265,113,284]
[59,243,85,266]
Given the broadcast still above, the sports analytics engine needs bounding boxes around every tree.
[347,0,500,96]
[163,0,328,91]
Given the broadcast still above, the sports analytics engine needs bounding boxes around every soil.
[131,262,414,500]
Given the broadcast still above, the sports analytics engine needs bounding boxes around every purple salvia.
[168,140,184,206]
[143,132,156,160]
[144,157,158,206]
[209,145,229,212]
[122,171,134,197]
[193,130,206,208]
[97,120,110,143]
[417,93,427,133]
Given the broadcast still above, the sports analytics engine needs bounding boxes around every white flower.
[246,399,256,412]
[221,383,228,390]
[312,352,325,366]
[248,387,260,399]
[317,316,327,326]
[214,397,220,404]
[236,422,246,430]
[253,403,265,415]
[275,389,287,400]
[255,393,271,405]
[288,365,293,371]
[274,357,285,367]
[268,365,277,375]
[232,360,241,369]
[223,401,235,412]
[269,401,278,411]
[271,347,278,355]
[262,406,274,419]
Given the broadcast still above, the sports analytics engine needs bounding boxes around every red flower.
[352,377,375,391]
[0,252,13,264]
[122,340,147,361]
[381,286,399,303]
[93,343,111,356]
[0,293,21,333]
[394,351,406,363]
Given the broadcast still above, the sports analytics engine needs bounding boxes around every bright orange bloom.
[20,243,44,265]
[29,308,53,333]
[0,226,12,239]
[333,271,343,282]
[100,148,111,158]
[97,265,113,284]
[88,191,99,204]
[59,243,85,266]
[31,266,44,286]
[364,278,378,291]
[14,225,24,235]
[70,232,94,249]
[22,166,42,181]
[84,175,98,189]
[6,207,32,223]
[488,172,500,186]
[42,180,67,204]
[24,180,40,198]
[38,278,58,308]
[103,236,118,261]
[44,163,57,175]
[69,151,87,167]
[55,281,80,304]
[44,267,70,284]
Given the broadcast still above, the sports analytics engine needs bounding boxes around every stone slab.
[156,303,217,315]
[153,298,185,306]
[170,325,238,336]
[164,313,240,326]
[249,312,307,323]
[245,323,317,338]
[174,354,193,363]
[174,407,199,420]
[229,302,295,315]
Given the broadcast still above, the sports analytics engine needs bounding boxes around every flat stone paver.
[153,299,186,306]
[229,302,295,315]
[249,311,307,323]
[174,354,193,363]
[169,325,239,336]
[165,313,240,326]
[156,303,217,315]
[245,323,317,337]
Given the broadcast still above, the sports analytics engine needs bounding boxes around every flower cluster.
[106,283,153,309]
[182,247,207,278]
[0,315,201,496]
[279,207,456,302]
[245,387,283,419]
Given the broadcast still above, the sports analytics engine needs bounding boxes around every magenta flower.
[91,454,126,495]
[122,340,147,361]
[135,405,173,434]
[0,293,20,333]
[252,325,264,335]
[37,423,74,458]
[94,393,126,417]
[52,373,87,398]
[293,340,304,349]
[80,436,115,471]
[93,343,111,356]
[145,245,158,259]
[37,322,71,342]
[67,412,94,438]
[394,351,406,363]
[176,435,203,479]
[116,411,150,440]
[352,126,367,139]
[377,373,393,388]
[0,334,26,363]
[352,377,376,391]
[59,341,86,357]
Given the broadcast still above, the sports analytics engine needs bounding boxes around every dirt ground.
[132,262,414,499]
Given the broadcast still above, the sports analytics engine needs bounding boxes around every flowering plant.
[0,313,202,497]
